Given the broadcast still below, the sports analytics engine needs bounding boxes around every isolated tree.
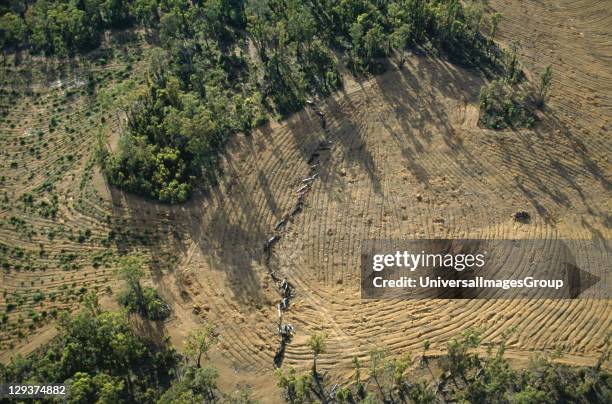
[352,355,365,398]
[275,367,312,403]
[489,12,502,38]
[392,353,412,389]
[115,254,169,320]
[369,348,389,399]
[185,323,218,368]
[536,64,553,107]
[421,338,436,381]
[116,255,145,303]
[308,333,326,375]
[506,41,523,83]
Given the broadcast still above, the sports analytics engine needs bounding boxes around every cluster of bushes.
[116,255,171,320]
[478,79,535,129]
[478,41,554,130]
[0,296,180,403]
[277,330,612,403]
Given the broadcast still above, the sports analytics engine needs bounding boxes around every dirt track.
[0,0,610,400]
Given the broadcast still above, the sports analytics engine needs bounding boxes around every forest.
[2,0,507,203]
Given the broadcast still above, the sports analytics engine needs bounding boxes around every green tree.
[67,372,96,403]
[275,367,312,403]
[101,0,132,27]
[116,255,170,320]
[490,12,502,38]
[390,24,411,67]
[0,12,26,50]
[116,255,145,301]
[308,333,326,375]
[185,324,218,368]
[536,65,553,107]
[132,0,160,27]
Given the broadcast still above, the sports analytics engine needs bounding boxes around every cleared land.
[0,0,610,401]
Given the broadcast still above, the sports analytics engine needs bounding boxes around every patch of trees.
[0,307,251,403]
[0,294,179,403]
[276,330,612,403]
[2,314,609,403]
[478,80,535,129]
[158,324,222,402]
[0,0,136,56]
[478,43,554,129]
[98,0,268,203]
[117,255,171,320]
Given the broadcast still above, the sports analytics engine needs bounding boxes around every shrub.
[536,65,553,108]
[479,80,535,129]
[116,256,171,320]
[32,292,45,303]
[118,286,171,321]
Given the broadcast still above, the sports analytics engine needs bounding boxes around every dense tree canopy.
[0,0,136,56]
[0,296,179,403]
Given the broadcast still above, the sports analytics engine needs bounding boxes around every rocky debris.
[296,183,311,194]
[290,204,302,216]
[318,140,333,150]
[277,323,294,340]
[514,210,531,222]
[264,235,280,252]
[279,278,294,300]
[269,103,330,368]
[275,217,288,231]
[302,173,319,183]
[307,152,320,164]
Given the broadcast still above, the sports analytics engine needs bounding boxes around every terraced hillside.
[0,0,610,401]
[0,37,159,358]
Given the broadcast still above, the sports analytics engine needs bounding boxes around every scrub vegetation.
[276,330,612,403]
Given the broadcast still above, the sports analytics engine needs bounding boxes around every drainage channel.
[260,103,333,367]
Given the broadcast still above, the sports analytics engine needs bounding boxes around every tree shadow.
[321,95,383,195]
